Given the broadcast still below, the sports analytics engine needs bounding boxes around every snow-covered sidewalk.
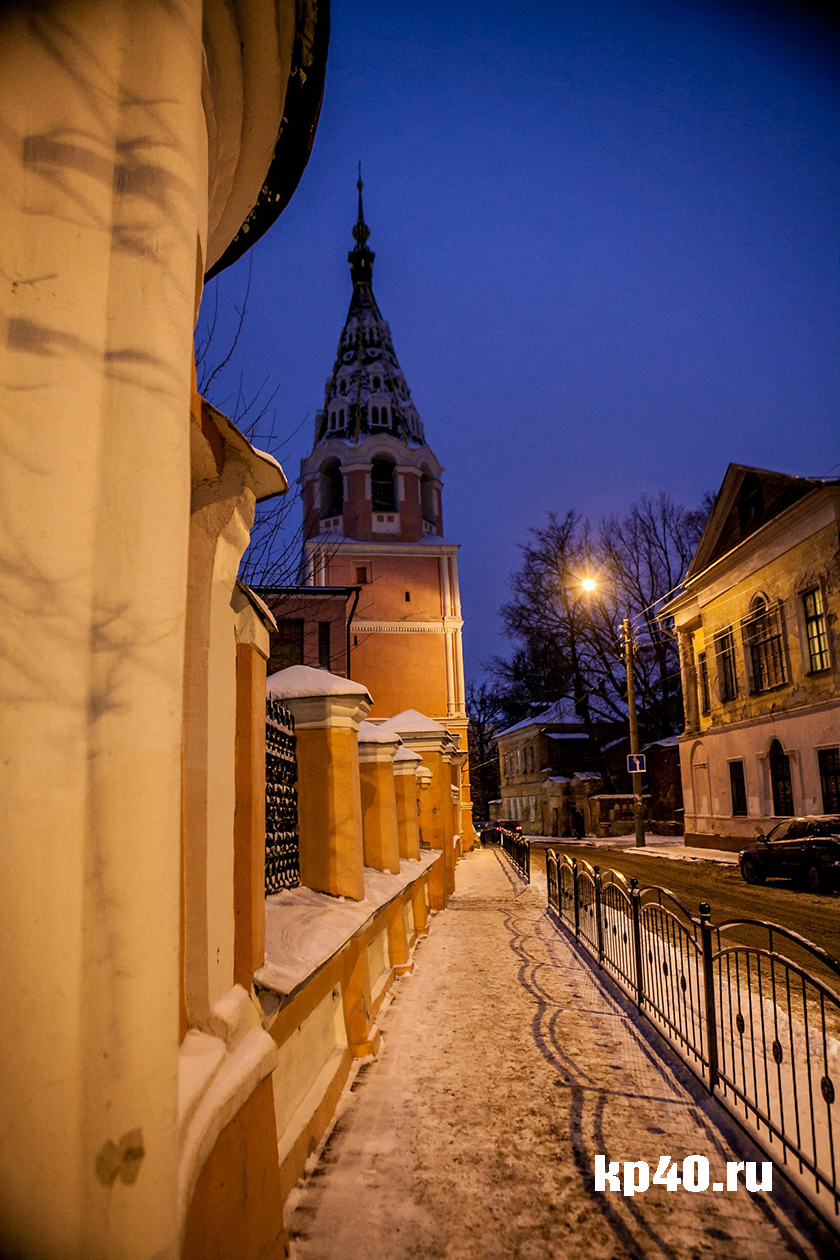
[286,848,820,1260]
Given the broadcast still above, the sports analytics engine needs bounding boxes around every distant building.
[298,182,476,846]
[662,464,840,851]
[256,585,360,677]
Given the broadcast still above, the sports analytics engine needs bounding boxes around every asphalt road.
[531,842,840,982]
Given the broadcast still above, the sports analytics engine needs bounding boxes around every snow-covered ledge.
[177,986,278,1232]
[256,855,440,1001]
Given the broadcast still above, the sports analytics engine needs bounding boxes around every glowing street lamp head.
[581,577,597,592]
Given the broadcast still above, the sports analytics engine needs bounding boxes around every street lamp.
[579,579,646,849]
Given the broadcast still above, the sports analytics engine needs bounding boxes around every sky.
[197,0,840,683]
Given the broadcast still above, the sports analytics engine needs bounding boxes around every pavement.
[286,847,823,1260]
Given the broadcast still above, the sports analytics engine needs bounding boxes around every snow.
[267,665,371,699]
[287,848,818,1259]
[393,745,421,763]
[377,709,449,735]
[498,702,583,737]
[546,731,589,740]
[527,834,741,865]
[357,720,401,745]
[257,854,440,998]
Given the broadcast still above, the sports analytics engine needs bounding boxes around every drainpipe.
[346,585,361,679]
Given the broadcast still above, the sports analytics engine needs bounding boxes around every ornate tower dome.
[301,179,444,547]
[314,177,426,448]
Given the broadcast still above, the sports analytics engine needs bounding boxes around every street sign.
[627,753,647,774]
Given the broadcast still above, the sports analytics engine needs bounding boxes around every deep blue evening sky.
[198,0,840,682]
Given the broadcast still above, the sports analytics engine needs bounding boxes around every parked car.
[739,817,840,892]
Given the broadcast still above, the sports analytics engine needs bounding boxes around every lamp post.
[622,617,646,849]
[574,574,646,849]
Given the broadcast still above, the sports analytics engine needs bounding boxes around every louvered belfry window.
[745,599,787,692]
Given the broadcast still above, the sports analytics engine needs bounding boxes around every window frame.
[729,760,748,816]
[713,628,738,702]
[697,651,710,714]
[818,746,840,814]
[743,596,788,693]
[802,585,830,674]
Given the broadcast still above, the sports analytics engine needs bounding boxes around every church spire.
[349,167,374,287]
[312,177,426,448]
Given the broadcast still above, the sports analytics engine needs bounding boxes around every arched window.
[371,457,396,511]
[381,406,388,424]
[371,406,379,425]
[320,460,343,519]
[769,739,793,816]
[339,408,345,424]
[746,595,786,691]
[420,466,437,525]
[373,375,381,389]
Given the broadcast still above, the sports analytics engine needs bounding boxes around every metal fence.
[265,696,299,893]
[547,849,840,1228]
[500,829,530,882]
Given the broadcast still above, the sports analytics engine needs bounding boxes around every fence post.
[594,865,604,966]
[572,858,580,938]
[699,901,720,1091]
[630,878,644,1009]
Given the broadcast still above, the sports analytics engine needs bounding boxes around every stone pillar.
[232,587,274,989]
[268,666,371,900]
[357,721,401,873]
[393,746,422,860]
[415,763,434,850]
[678,629,700,735]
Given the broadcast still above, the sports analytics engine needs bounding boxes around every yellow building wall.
[351,630,449,721]
[696,518,840,728]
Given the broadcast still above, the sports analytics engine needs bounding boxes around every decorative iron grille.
[500,828,530,882]
[546,849,840,1230]
[265,696,299,893]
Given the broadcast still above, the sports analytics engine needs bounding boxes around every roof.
[498,702,583,738]
[311,182,427,450]
[684,463,837,583]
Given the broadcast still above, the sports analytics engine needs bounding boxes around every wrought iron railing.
[265,696,299,893]
[546,849,840,1229]
[500,828,530,882]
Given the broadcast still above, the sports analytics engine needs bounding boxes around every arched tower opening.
[420,465,437,528]
[320,459,343,519]
[371,456,396,512]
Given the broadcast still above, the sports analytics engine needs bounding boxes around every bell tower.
[300,179,471,824]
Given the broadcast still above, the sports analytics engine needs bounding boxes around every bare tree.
[490,494,709,742]
[195,267,333,590]
[465,680,503,822]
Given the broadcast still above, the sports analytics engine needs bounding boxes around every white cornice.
[354,618,463,634]
[305,539,458,557]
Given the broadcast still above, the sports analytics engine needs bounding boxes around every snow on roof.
[600,737,628,751]
[572,771,603,782]
[358,720,401,745]
[378,709,448,735]
[642,735,679,750]
[547,776,571,785]
[257,854,440,997]
[393,746,422,763]
[498,702,582,737]
[546,732,589,741]
[267,664,371,700]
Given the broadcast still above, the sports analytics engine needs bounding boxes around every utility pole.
[622,617,646,848]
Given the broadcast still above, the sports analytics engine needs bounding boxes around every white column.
[439,553,452,617]
[0,4,205,1256]
[444,631,456,717]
